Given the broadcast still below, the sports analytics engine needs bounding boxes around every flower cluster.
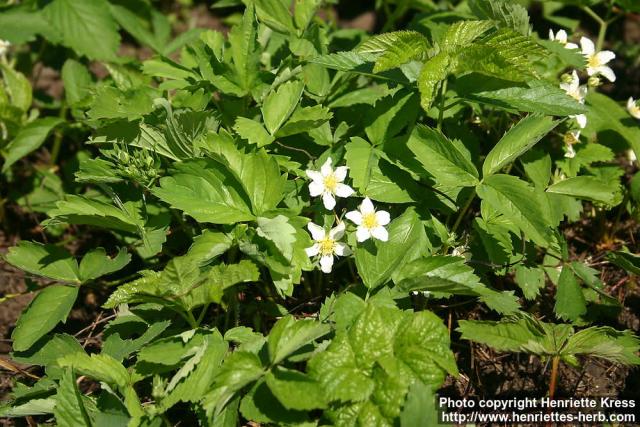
[304,158,391,273]
[550,30,618,158]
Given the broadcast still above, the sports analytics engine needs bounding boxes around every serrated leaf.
[1,63,32,112]
[355,208,428,289]
[58,352,130,389]
[565,327,640,365]
[265,367,327,410]
[468,0,531,35]
[11,286,78,352]
[233,117,274,147]
[5,241,79,282]
[54,369,92,427]
[153,159,255,224]
[483,115,558,177]
[78,248,131,282]
[476,174,552,247]
[2,117,63,172]
[43,0,120,61]
[88,86,156,120]
[607,251,640,276]
[417,52,451,112]
[357,31,429,73]
[407,125,479,187]
[228,2,258,92]
[586,92,640,159]
[262,80,304,135]
[61,59,92,106]
[554,266,586,322]
[267,316,330,365]
[513,265,546,300]
[457,318,542,352]
[12,334,83,367]
[275,105,332,137]
[546,176,618,205]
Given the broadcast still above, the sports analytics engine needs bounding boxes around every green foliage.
[2,0,639,424]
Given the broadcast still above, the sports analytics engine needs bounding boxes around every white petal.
[320,157,333,176]
[360,197,375,214]
[329,221,345,240]
[356,227,371,242]
[628,97,635,110]
[309,181,324,197]
[575,114,587,129]
[320,255,334,273]
[307,222,326,241]
[556,30,568,43]
[334,242,351,257]
[565,42,579,50]
[305,169,322,182]
[375,210,391,226]
[564,144,576,158]
[580,37,595,55]
[597,66,616,82]
[322,192,336,210]
[371,226,389,242]
[578,86,588,100]
[345,210,363,225]
[334,184,354,198]
[596,50,615,65]
[333,166,348,181]
[549,29,555,41]
[305,243,320,257]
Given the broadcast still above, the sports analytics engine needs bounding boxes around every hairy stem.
[549,356,560,399]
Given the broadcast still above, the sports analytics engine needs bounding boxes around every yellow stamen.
[318,238,336,255]
[588,55,601,68]
[323,174,337,192]
[362,213,378,229]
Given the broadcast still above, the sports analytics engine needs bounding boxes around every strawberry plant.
[1,0,640,425]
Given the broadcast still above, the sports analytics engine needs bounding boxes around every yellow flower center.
[362,212,378,229]
[318,238,336,255]
[588,55,601,68]
[323,174,338,192]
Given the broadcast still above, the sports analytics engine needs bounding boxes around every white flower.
[627,149,637,164]
[0,39,10,57]
[580,37,616,82]
[563,130,580,158]
[345,197,390,242]
[628,97,640,119]
[306,158,354,210]
[560,71,588,128]
[549,29,578,49]
[305,222,351,273]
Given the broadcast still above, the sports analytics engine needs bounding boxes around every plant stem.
[583,6,608,51]
[548,356,560,400]
[437,79,448,131]
[451,189,476,236]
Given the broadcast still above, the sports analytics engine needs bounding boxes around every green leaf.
[483,115,558,177]
[265,367,327,410]
[586,92,640,159]
[12,285,79,352]
[554,266,586,322]
[400,382,438,427]
[355,208,428,289]
[43,0,120,61]
[233,117,274,147]
[256,216,297,261]
[102,318,170,361]
[255,0,294,34]
[78,248,131,282]
[468,0,531,35]
[88,86,156,120]
[5,241,79,282]
[565,327,640,365]
[228,2,258,92]
[261,81,304,135]
[457,318,541,352]
[513,265,546,300]
[357,31,429,73]
[1,64,32,112]
[2,117,63,172]
[54,369,92,427]
[61,59,92,106]
[407,125,479,187]
[275,105,333,137]
[267,316,330,365]
[12,334,83,366]
[546,176,618,205]
[58,352,131,389]
[153,159,255,224]
[417,52,451,113]
[476,174,552,247]
[607,251,640,276]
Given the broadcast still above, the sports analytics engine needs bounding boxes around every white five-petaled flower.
[627,97,640,120]
[549,29,578,49]
[560,71,588,128]
[345,197,390,242]
[563,130,580,158]
[305,221,351,273]
[580,37,616,82]
[306,158,354,210]
[0,39,10,58]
